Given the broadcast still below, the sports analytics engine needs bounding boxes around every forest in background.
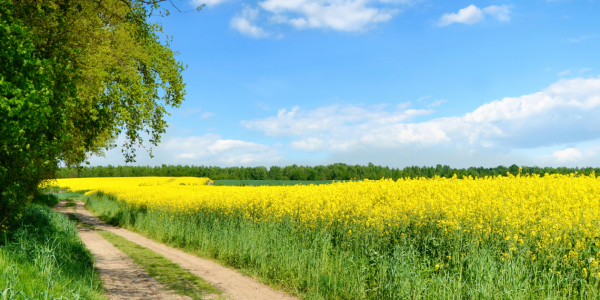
[56,163,600,181]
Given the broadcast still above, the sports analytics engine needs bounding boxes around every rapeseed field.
[56,171,600,298]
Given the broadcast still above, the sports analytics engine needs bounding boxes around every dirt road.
[58,200,298,300]
[54,201,189,300]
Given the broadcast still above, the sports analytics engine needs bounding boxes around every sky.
[89,0,600,168]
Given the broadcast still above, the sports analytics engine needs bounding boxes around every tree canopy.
[56,163,598,181]
[0,0,187,227]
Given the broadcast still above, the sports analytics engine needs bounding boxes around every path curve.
[54,201,189,300]
[70,200,298,300]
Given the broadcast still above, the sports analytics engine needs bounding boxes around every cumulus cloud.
[552,148,583,162]
[231,6,270,38]
[89,133,282,166]
[437,5,484,26]
[89,77,600,168]
[437,4,511,26]
[290,138,326,151]
[242,103,433,137]
[243,77,600,154]
[259,0,398,32]
[163,134,282,165]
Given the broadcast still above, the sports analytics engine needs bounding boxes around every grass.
[67,211,220,300]
[58,192,86,199]
[83,192,598,300]
[64,198,76,209]
[98,230,220,300]
[0,198,105,300]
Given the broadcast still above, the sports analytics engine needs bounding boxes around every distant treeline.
[55,163,600,180]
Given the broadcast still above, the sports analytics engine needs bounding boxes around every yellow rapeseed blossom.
[56,173,600,258]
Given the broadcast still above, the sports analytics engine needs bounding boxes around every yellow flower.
[55,172,600,271]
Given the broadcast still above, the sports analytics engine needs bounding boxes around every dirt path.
[54,201,190,300]
[67,200,298,300]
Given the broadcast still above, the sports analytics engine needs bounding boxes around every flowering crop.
[57,172,600,283]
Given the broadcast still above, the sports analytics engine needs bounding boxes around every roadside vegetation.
[1,0,187,295]
[0,194,104,299]
[97,229,220,300]
[1,0,186,231]
[63,192,220,300]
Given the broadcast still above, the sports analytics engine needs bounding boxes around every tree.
[1,0,188,227]
[0,0,74,226]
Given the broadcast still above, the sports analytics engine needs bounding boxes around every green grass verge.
[97,230,220,300]
[0,203,105,300]
[213,179,356,186]
[57,192,87,199]
[64,198,76,208]
[66,212,219,300]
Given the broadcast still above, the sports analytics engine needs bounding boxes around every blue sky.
[90,0,600,168]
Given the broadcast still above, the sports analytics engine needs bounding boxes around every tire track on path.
[70,200,298,300]
[54,200,190,300]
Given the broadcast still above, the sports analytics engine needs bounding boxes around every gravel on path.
[54,200,190,300]
[69,200,298,300]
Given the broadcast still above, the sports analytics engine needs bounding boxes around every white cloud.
[231,6,270,38]
[177,108,215,119]
[258,0,399,32]
[179,108,203,117]
[242,103,433,138]
[87,132,283,166]
[537,143,600,166]
[243,77,600,154]
[437,4,511,26]
[89,77,600,168]
[378,0,419,4]
[437,5,484,26]
[559,68,592,76]
[567,34,598,43]
[557,69,571,76]
[482,5,511,22]
[190,0,229,7]
[428,99,447,107]
[552,148,583,162]
[164,134,282,165]
[202,112,216,119]
[290,138,325,151]
[255,102,271,111]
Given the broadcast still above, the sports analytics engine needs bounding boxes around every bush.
[0,205,104,299]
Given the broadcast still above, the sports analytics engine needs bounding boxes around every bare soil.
[54,200,190,300]
[58,200,298,300]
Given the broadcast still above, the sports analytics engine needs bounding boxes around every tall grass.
[84,192,594,299]
[0,202,104,300]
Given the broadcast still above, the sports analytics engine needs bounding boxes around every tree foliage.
[0,0,186,227]
[56,163,600,181]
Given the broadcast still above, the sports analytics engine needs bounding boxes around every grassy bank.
[0,196,104,299]
[83,190,595,299]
